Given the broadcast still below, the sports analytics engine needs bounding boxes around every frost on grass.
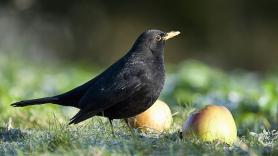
[250,130,278,147]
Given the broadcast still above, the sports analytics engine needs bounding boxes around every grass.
[1,121,277,155]
[0,53,278,155]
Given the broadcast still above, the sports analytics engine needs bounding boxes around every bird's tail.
[11,97,59,107]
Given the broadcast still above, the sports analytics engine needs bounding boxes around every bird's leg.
[124,118,136,137]
[108,118,115,137]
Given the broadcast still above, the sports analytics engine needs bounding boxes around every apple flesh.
[128,100,172,133]
[182,105,237,144]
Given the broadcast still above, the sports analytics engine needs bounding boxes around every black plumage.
[11,29,180,125]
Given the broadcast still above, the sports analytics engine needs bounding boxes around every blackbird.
[11,29,180,127]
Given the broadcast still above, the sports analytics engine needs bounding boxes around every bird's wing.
[69,66,144,124]
[57,55,127,107]
[79,72,143,110]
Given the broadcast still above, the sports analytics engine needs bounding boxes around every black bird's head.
[131,30,180,57]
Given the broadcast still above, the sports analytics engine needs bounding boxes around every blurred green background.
[0,0,278,70]
[0,0,277,135]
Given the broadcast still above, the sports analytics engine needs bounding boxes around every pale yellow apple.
[128,99,172,133]
[182,105,237,144]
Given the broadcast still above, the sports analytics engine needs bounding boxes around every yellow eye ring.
[155,35,162,41]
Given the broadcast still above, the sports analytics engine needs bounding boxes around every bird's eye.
[155,35,162,41]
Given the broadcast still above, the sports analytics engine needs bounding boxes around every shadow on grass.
[0,127,25,142]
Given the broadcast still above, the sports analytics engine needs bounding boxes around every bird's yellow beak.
[163,31,180,40]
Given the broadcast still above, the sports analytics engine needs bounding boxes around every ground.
[0,54,277,155]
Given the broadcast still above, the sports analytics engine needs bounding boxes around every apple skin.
[128,100,172,133]
[182,105,237,144]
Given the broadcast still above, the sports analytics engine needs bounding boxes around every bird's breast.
[102,60,165,119]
